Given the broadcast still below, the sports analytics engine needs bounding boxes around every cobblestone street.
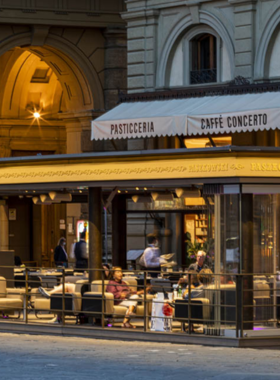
[0,333,280,379]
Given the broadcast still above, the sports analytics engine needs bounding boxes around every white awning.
[91,92,280,140]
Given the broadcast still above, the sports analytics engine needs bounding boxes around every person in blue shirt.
[183,268,213,300]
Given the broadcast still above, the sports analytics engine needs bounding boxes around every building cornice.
[119,80,280,102]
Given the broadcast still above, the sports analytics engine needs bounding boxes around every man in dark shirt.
[74,231,88,269]
[179,251,209,287]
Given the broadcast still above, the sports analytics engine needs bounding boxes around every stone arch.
[0,27,104,112]
[254,4,280,79]
[157,10,235,88]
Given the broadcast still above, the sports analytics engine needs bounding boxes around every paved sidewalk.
[0,333,280,379]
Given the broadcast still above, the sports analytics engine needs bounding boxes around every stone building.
[0,0,127,266]
[124,0,280,147]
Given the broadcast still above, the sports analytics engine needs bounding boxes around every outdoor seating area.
[0,267,278,340]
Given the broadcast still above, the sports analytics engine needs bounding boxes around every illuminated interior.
[184,136,232,149]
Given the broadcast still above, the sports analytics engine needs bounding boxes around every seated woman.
[106,267,145,329]
[183,268,213,300]
[103,263,111,280]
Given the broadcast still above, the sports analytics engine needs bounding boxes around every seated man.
[106,267,146,329]
[188,251,209,273]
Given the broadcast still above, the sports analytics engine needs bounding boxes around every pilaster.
[230,0,257,81]
[122,9,159,93]
[103,27,127,110]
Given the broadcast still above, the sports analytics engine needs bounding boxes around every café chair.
[174,298,210,332]
[82,279,154,325]
[32,280,88,321]
[0,276,24,318]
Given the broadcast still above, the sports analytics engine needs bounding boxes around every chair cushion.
[0,276,6,297]
[0,298,22,309]
[34,298,50,310]
[91,280,110,293]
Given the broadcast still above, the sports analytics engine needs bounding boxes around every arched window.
[168,26,231,87]
[190,34,217,84]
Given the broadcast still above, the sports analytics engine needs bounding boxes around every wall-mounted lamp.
[49,192,72,202]
[33,112,41,119]
[175,188,201,198]
[151,192,174,201]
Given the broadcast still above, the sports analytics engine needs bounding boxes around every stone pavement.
[0,333,280,380]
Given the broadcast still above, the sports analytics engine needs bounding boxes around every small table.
[150,293,173,332]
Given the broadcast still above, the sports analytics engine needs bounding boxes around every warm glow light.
[118,190,121,193]
[135,187,139,190]
[33,112,41,119]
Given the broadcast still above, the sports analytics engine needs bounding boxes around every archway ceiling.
[0,45,93,119]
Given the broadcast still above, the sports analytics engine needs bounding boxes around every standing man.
[139,233,167,277]
[54,237,68,268]
[188,250,209,273]
[74,231,88,269]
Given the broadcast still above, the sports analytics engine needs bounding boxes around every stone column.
[61,110,101,262]
[0,203,9,250]
[112,194,127,269]
[88,187,102,282]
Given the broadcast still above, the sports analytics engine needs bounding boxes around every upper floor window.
[190,34,217,84]
[168,25,231,87]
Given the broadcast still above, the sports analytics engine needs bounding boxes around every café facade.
[0,82,280,346]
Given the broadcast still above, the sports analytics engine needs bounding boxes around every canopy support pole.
[208,136,216,147]
[88,187,102,282]
[178,136,186,148]
[112,194,127,269]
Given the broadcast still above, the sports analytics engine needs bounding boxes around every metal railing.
[0,266,280,339]
[190,69,217,84]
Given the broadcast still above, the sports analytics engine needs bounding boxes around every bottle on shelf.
[173,284,178,300]
[177,284,182,298]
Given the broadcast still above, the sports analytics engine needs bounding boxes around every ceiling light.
[33,112,40,119]
[132,195,152,203]
[49,192,72,202]
[135,187,140,190]
[40,194,61,204]
[32,197,52,205]
[175,188,201,198]
[151,192,174,201]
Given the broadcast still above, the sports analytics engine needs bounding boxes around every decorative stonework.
[0,155,279,185]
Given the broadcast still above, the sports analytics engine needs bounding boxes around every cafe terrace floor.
[1,312,280,348]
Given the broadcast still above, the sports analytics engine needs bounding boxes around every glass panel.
[220,194,240,275]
